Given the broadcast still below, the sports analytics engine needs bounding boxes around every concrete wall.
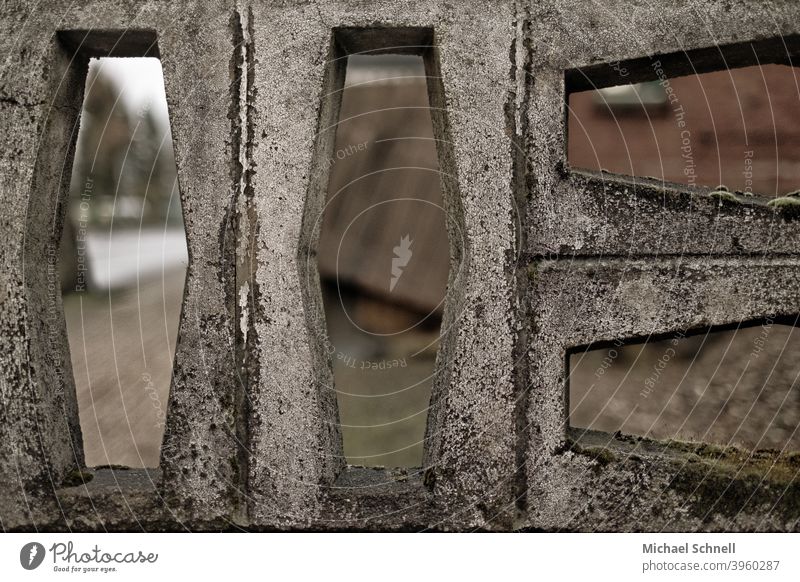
[2,0,800,531]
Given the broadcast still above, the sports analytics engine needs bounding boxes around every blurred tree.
[67,58,180,228]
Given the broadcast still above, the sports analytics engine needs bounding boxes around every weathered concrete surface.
[154,2,244,527]
[246,0,518,529]
[45,467,438,531]
[515,0,800,531]
[525,257,800,530]
[524,0,800,257]
[1,9,87,530]
[3,0,800,531]
[243,2,346,526]
[1,1,243,529]
[526,429,800,532]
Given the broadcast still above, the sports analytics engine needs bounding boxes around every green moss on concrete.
[602,435,800,521]
[668,458,800,522]
[767,196,800,220]
[565,438,617,466]
[783,451,800,468]
[661,438,800,485]
[709,190,739,203]
[664,440,730,457]
[768,196,800,209]
[583,447,617,465]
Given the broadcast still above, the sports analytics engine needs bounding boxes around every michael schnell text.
[643,542,736,555]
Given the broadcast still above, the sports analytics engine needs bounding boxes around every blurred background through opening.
[60,57,186,468]
[318,54,448,467]
[568,64,800,196]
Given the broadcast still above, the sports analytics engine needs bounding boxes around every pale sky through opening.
[90,57,171,127]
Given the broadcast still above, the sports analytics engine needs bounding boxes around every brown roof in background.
[318,57,449,314]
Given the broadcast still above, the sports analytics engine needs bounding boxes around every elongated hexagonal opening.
[319,54,447,467]
[299,28,463,469]
[59,56,186,469]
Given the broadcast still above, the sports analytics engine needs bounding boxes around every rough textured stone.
[525,257,800,530]
[2,0,800,531]
[1,1,243,529]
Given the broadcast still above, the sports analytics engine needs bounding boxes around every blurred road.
[63,231,185,468]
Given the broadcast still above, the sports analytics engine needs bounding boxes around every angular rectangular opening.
[568,318,800,451]
[566,37,800,198]
[59,56,186,468]
[314,30,451,468]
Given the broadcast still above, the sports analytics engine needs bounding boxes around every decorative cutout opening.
[566,37,800,197]
[316,41,450,467]
[59,57,186,468]
[568,319,800,451]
